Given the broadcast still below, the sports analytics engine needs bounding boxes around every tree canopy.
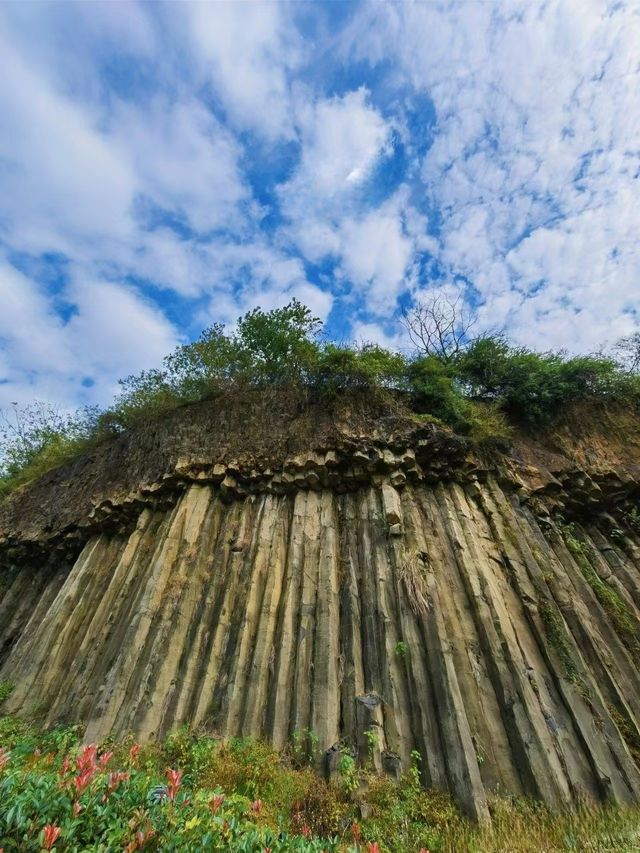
[2,296,639,496]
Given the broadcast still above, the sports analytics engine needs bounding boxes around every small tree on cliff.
[401,292,477,363]
[233,299,322,384]
[614,332,640,374]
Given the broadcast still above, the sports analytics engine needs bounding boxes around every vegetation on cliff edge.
[1,297,639,497]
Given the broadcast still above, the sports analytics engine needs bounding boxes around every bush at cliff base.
[2,718,640,852]
[0,716,442,852]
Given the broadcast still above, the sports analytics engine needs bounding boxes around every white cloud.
[0,258,179,409]
[337,200,413,313]
[64,279,179,383]
[182,1,301,139]
[345,0,640,351]
[0,262,71,382]
[350,320,406,351]
[112,97,250,234]
[278,88,419,313]
[280,88,391,238]
[0,35,136,256]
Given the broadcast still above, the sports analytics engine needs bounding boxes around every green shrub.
[2,718,640,852]
[2,301,640,497]
[456,336,638,426]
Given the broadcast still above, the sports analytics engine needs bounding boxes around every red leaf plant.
[108,770,130,793]
[41,824,61,850]
[210,793,225,812]
[166,768,182,802]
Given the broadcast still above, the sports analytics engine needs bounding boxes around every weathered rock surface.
[1,396,640,819]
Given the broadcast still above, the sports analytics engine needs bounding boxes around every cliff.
[1,392,640,821]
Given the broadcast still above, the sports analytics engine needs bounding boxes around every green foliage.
[0,721,338,852]
[2,300,640,498]
[394,641,409,659]
[2,719,640,852]
[233,300,321,385]
[312,344,407,397]
[0,682,13,707]
[289,729,321,768]
[0,403,107,498]
[455,336,639,427]
[337,752,359,794]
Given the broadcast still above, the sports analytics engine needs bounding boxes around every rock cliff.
[1,392,640,820]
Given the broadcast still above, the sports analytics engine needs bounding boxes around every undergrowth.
[537,601,584,691]
[2,717,640,852]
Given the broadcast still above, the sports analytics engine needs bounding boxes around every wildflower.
[41,824,61,850]
[129,743,141,764]
[301,824,311,838]
[166,768,182,801]
[367,844,381,853]
[351,820,362,843]
[0,748,10,770]
[59,756,70,776]
[210,793,225,811]
[251,798,263,814]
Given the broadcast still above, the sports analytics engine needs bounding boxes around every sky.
[0,0,639,410]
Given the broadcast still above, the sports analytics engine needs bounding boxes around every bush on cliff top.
[1,298,639,496]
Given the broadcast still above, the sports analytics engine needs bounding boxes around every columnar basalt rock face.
[1,400,640,820]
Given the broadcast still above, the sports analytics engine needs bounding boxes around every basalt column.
[2,473,640,820]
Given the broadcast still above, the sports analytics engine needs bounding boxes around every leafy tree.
[406,356,466,426]
[164,324,243,399]
[312,344,407,394]
[456,337,632,426]
[233,299,322,385]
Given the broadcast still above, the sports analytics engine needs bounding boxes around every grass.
[538,600,585,691]
[558,523,640,664]
[1,716,640,851]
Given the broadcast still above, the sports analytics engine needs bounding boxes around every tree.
[233,299,322,384]
[613,332,640,373]
[0,402,98,481]
[401,292,477,362]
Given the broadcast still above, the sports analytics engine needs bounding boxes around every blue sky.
[0,0,639,409]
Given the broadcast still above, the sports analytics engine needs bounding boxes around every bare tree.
[613,332,640,373]
[401,292,477,362]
